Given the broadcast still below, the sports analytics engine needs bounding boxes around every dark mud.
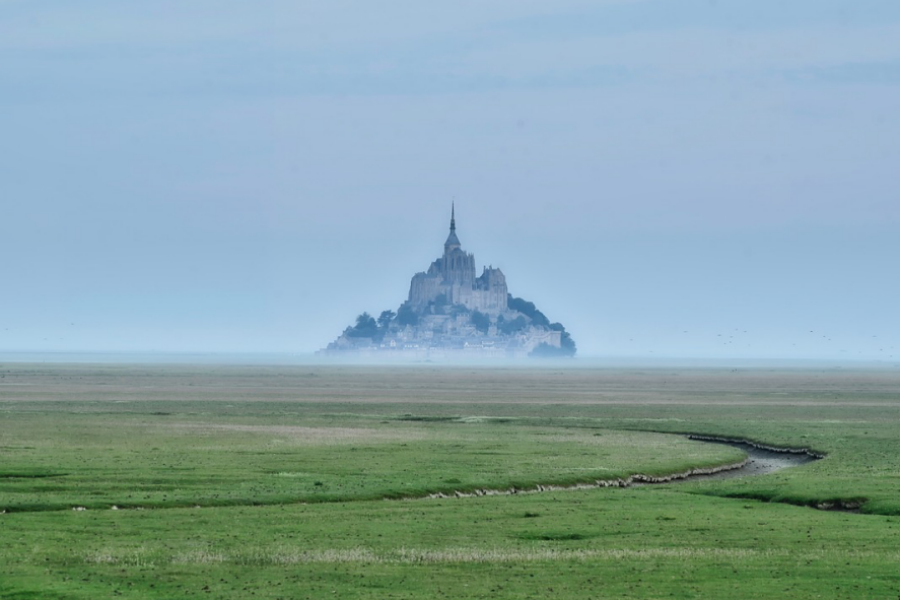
[677,435,822,482]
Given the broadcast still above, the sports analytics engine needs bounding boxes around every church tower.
[440,203,476,288]
[407,204,505,313]
[444,202,461,253]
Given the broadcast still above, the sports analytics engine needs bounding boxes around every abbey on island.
[322,206,576,358]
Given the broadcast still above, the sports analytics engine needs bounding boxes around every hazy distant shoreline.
[0,351,896,370]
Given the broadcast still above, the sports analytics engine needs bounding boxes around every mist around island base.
[2,351,899,372]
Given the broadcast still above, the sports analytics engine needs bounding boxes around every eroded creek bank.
[428,435,823,499]
[678,435,822,482]
[0,435,828,513]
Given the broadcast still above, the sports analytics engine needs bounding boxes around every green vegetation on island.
[340,294,576,358]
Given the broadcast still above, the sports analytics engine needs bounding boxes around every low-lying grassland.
[1,363,899,599]
[0,410,740,512]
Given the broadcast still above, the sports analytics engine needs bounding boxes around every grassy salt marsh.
[0,411,739,512]
[1,363,899,599]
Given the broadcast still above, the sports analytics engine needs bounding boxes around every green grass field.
[1,364,899,599]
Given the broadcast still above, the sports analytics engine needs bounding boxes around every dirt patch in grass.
[162,423,427,444]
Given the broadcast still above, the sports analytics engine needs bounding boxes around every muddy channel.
[672,435,822,482]
[426,435,823,500]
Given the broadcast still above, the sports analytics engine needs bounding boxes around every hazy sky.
[2,0,898,361]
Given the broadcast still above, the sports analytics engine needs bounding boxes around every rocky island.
[321,206,576,359]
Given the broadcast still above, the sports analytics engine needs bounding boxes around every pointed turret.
[444,202,461,252]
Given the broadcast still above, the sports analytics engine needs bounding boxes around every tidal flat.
[1,363,899,599]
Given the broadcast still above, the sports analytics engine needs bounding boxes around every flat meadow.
[1,363,899,599]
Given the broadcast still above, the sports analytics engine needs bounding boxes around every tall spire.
[444,202,461,252]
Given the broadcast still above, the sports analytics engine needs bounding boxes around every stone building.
[320,205,576,359]
[408,205,508,314]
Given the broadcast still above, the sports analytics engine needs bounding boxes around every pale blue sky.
[1,0,898,361]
